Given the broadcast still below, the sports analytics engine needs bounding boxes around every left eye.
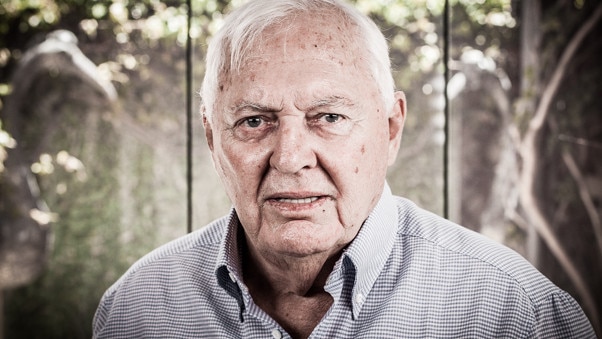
[321,114,341,123]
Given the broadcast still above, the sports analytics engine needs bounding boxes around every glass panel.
[0,1,446,335]
[449,0,601,332]
[355,0,446,216]
[0,1,197,337]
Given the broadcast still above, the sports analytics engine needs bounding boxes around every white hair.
[200,0,395,118]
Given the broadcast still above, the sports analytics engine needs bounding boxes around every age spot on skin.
[360,145,366,154]
[354,167,359,174]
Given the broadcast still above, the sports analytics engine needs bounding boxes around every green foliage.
[4,79,126,338]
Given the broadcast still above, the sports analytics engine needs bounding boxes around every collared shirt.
[93,185,596,338]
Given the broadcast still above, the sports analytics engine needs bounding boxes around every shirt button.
[271,329,282,339]
[229,272,236,282]
[355,293,365,304]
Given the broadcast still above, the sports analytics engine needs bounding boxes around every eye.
[244,116,263,128]
[309,112,354,136]
[232,115,275,141]
[321,113,341,123]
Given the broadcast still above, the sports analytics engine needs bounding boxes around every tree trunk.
[518,0,541,267]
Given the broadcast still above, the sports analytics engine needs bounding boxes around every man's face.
[204,13,405,260]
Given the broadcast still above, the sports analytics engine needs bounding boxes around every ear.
[387,91,407,166]
[201,106,215,152]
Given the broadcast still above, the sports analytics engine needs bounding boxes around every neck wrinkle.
[243,235,342,297]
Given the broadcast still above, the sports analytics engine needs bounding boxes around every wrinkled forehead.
[265,11,359,50]
[227,9,368,77]
[210,8,379,114]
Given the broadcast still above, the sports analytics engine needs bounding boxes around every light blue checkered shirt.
[93,185,596,338]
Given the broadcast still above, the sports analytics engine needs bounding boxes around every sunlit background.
[1,0,601,337]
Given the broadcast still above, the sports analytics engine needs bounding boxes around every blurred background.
[0,0,600,337]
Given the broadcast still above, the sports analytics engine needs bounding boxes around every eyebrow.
[231,101,282,114]
[301,95,356,111]
[229,95,355,115]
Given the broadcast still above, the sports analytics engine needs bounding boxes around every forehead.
[268,10,357,47]
[254,10,364,64]
[215,11,377,109]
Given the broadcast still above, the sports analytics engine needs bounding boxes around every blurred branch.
[518,185,595,315]
[558,134,602,150]
[508,209,528,232]
[529,3,602,131]
[550,115,602,257]
[518,2,602,330]
[560,146,602,253]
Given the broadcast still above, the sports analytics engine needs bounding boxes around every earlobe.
[387,91,407,166]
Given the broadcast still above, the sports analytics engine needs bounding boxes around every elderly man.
[93,0,596,338]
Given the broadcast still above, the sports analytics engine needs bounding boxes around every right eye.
[232,115,275,141]
[244,116,263,128]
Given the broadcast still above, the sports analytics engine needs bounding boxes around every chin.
[273,237,342,258]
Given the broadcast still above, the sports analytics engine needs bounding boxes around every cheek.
[353,131,390,180]
[349,146,365,174]
[216,141,270,189]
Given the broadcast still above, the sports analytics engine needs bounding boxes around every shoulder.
[394,196,550,294]
[93,213,232,335]
[110,213,229,288]
[391,197,595,337]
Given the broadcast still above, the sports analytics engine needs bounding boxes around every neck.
[242,241,339,339]
[244,242,340,297]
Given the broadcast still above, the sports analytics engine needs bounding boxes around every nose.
[269,118,317,174]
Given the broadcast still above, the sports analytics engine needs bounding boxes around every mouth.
[263,192,330,210]
[275,196,320,204]
[265,196,325,213]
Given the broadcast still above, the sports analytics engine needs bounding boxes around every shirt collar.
[215,183,399,321]
[215,209,247,321]
[339,183,399,319]
[216,208,243,279]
